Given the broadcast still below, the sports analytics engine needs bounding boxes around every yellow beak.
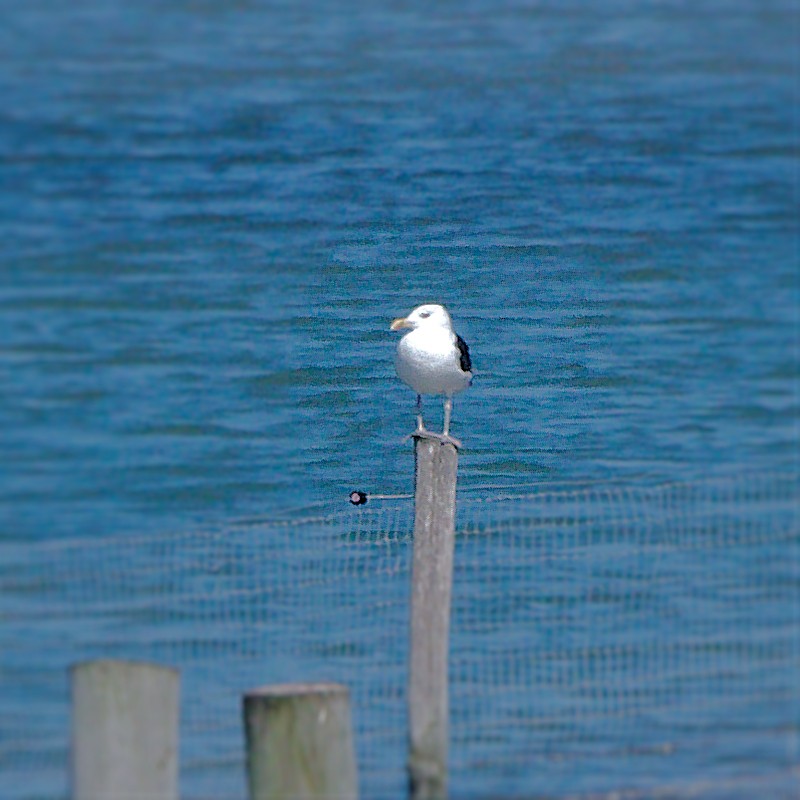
[390,317,412,331]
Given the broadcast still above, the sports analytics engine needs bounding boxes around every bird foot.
[406,429,462,449]
[436,432,463,449]
[403,423,429,442]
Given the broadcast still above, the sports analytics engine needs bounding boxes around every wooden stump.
[243,682,358,800]
[71,659,179,800]
[408,437,458,799]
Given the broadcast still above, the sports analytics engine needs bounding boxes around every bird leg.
[415,394,425,435]
[405,394,430,441]
[437,396,462,448]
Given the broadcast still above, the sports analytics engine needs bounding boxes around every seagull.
[390,303,473,448]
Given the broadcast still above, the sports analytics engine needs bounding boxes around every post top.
[70,659,179,678]
[244,682,349,699]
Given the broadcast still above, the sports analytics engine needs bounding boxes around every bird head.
[390,304,452,332]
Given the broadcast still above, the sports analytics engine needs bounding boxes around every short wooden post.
[243,682,358,800]
[71,659,179,800]
[407,438,459,800]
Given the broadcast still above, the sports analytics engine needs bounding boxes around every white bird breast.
[395,329,472,396]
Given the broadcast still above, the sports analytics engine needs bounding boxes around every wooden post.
[408,437,459,800]
[71,659,179,800]
[243,682,358,800]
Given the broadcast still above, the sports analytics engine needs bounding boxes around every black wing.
[455,334,472,373]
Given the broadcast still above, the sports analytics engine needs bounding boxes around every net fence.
[1,471,798,798]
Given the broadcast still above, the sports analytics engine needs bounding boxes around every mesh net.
[1,471,798,799]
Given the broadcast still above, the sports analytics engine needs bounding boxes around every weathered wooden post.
[243,682,358,800]
[408,437,459,800]
[71,659,179,800]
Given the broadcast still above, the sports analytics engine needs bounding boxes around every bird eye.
[419,311,431,318]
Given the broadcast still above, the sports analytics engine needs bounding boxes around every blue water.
[1,0,798,796]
